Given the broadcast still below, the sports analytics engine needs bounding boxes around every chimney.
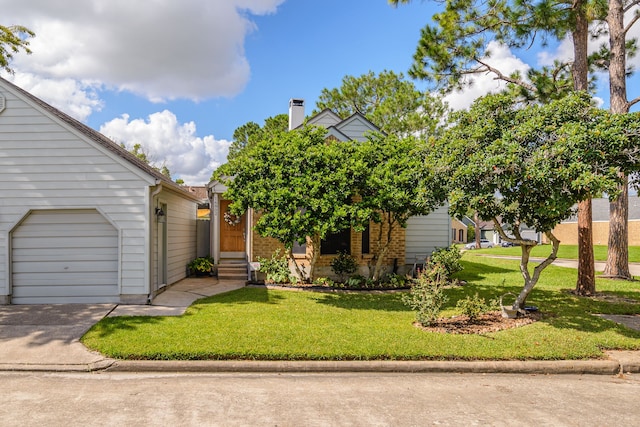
[288,98,304,130]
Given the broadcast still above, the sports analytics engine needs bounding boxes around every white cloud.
[6,72,103,122]
[444,41,531,111]
[100,111,231,185]
[3,0,285,101]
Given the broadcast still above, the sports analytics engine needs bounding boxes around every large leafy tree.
[390,0,603,294]
[227,114,288,162]
[219,126,361,281]
[441,92,640,309]
[314,70,448,138]
[0,24,34,74]
[355,133,447,280]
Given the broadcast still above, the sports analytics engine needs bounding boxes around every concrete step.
[217,259,248,280]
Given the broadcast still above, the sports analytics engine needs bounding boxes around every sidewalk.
[1,273,639,374]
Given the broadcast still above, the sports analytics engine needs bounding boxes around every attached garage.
[11,209,119,304]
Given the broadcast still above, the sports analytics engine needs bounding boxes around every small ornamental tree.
[219,125,359,282]
[355,133,447,280]
[439,92,640,310]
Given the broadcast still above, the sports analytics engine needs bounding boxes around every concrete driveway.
[0,278,245,371]
[0,304,116,371]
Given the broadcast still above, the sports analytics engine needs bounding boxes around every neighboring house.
[208,99,451,280]
[549,195,640,246]
[478,219,542,245]
[0,77,201,304]
[451,216,474,244]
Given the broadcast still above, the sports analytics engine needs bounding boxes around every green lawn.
[82,255,640,361]
[469,244,640,262]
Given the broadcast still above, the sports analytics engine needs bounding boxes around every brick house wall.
[549,221,640,246]
[251,211,406,279]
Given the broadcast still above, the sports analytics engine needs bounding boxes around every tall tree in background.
[599,0,640,279]
[227,114,288,162]
[120,143,173,180]
[314,70,448,138]
[0,24,34,74]
[389,0,602,294]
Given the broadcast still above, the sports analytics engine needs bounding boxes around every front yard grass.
[470,244,640,263]
[82,255,640,361]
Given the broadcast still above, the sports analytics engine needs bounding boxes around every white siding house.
[0,77,200,304]
[405,206,452,266]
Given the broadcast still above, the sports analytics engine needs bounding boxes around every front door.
[220,200,246,252]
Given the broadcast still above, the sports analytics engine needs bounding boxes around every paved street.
[1,371,639,426]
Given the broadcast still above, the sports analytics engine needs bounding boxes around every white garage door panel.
[12,209,119,304]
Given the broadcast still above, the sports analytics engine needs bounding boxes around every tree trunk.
[474,211,480,249]
[513,232,560,310]
[372,215,395,281]
[603,0,632,280]
[572,4,596,296]
[604,175,631,279]
[575,199,596,295]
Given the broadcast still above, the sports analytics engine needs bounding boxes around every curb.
[1,357,638,375]
[104,359,628,375]
[0,358,116,372]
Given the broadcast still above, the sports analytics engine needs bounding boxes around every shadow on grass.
[84,316,165,339]
[193,287,286,306]
[87,288,287,340]
[464,282,640,338]
[314,291,408,312]
[457,259,514,283]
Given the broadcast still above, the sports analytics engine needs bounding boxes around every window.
[458,229,464,242]
[361,223,370,254]
[292,240,306,255]
[321,228,351,255]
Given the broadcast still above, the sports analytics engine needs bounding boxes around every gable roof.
[0,77,197,199]
[304,109,382,142]
[306,109,342,128]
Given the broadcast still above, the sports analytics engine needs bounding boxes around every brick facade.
[250,211,407,279]
[548,221,640,246]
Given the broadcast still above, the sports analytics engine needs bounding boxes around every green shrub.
[344,275,367,289]
[313,277,335,287]
[257,249,291,284]
[456,293,489,322]
[330,251,358,282]
[380,273,408,288]
[428,246,463,277]
[402,263,449,326]
[188,256,214,275]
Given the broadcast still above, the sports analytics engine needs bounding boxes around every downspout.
[148,181,163,302]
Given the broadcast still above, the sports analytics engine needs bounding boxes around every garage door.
[11,209,119,304]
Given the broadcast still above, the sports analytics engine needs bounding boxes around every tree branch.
[475,59,538,92]
[629,94,640,108]
[624,12,640,35]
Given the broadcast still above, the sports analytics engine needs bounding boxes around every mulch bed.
[415,311,543,334]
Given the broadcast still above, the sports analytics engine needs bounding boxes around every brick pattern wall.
[250,211,407,278]
[548,221,640,246]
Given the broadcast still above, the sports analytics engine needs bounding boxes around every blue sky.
[3,0,638,185]
[91,0,436,140]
